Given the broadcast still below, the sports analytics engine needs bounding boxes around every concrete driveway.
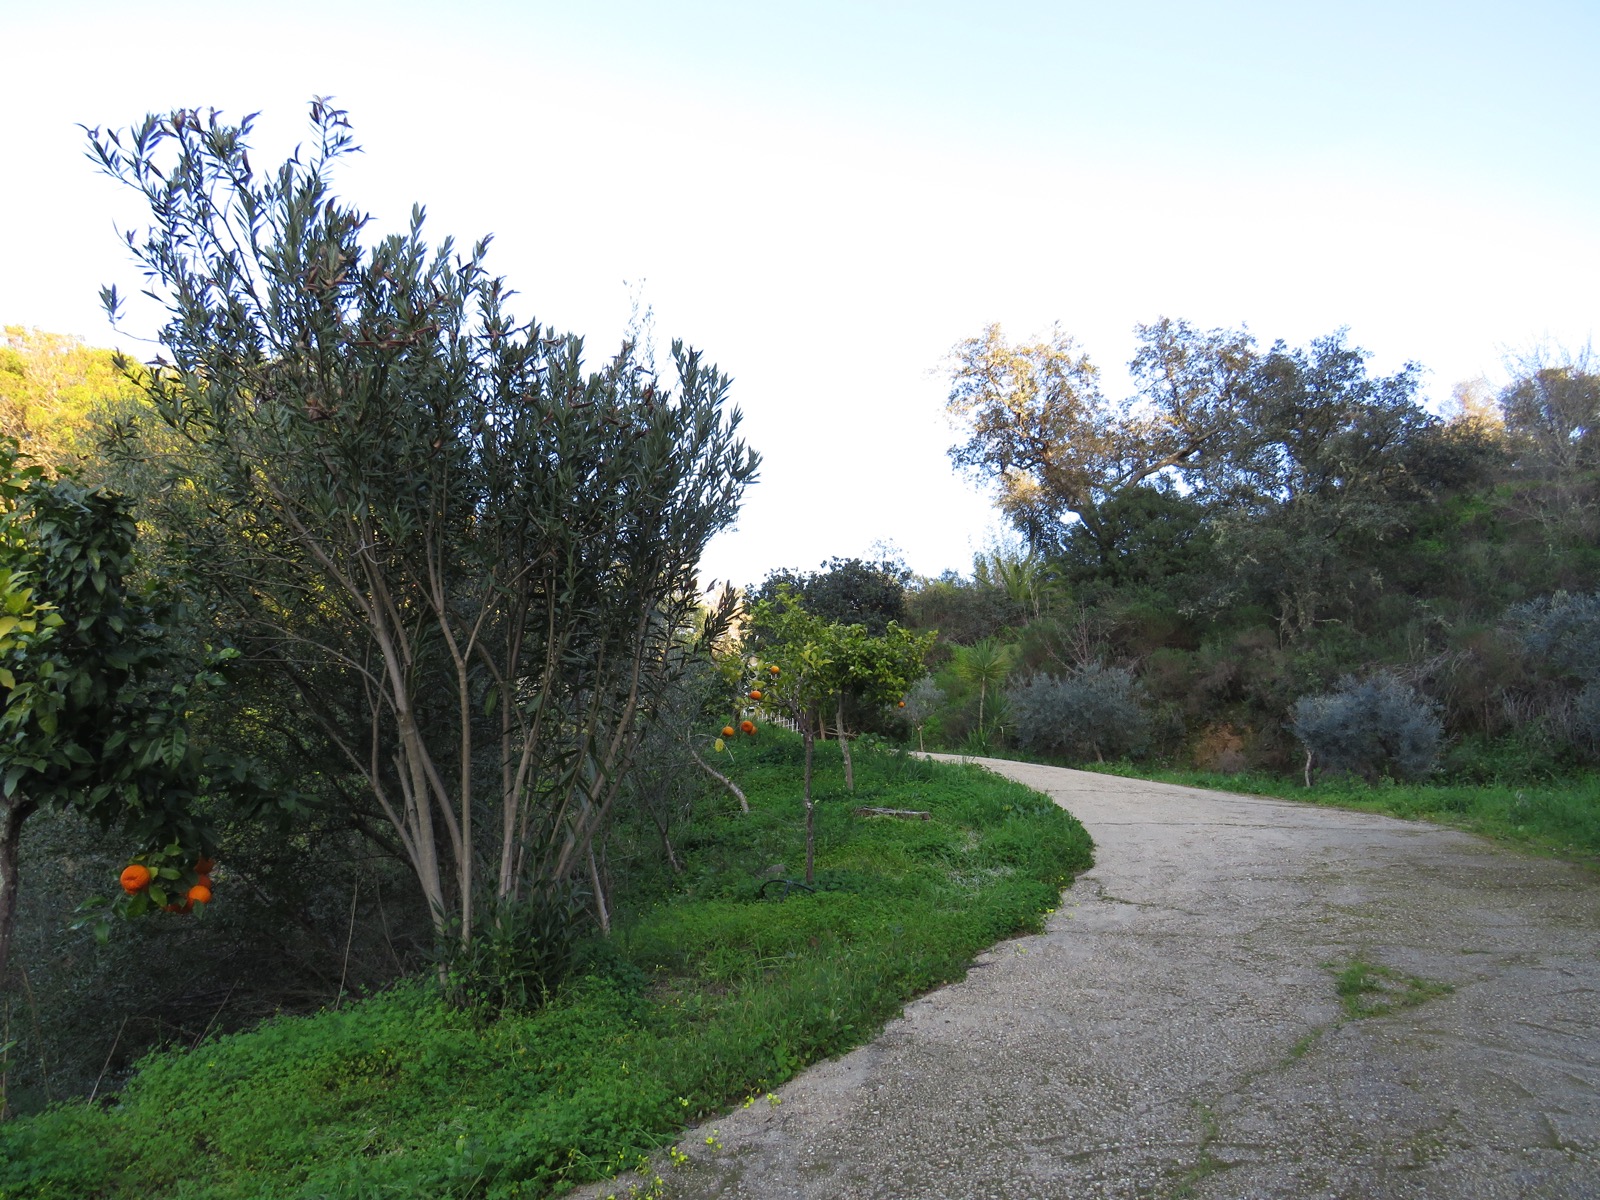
[582,758,1600,1199]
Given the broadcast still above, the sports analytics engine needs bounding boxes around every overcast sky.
[4,1,1596,588]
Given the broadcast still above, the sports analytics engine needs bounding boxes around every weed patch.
[1328,957,1453,1019]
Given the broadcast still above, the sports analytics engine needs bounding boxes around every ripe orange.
[898,700,906,708]
[187,884,213,905]
[740,719,756,735]
[722,725,735,738]
[120,864,152,894]
[749,689,763,700]
[768,665,780,675]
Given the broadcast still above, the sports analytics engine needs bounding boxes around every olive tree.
[87,101,759,945]
[1006,665,1150,763]
[1291,673,1442,783]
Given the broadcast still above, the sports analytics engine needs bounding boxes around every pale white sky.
[4,1,1596,589]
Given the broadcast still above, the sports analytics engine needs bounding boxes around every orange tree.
[0,441,238,982]
[744,590,931,882]
[87,101,758,953]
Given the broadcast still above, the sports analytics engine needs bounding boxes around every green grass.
[1329,957,1453,1019]
[0,735,1091,1200]
[1080,763,1600,862]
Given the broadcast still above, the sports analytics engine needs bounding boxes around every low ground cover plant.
[0,734,1090,1200]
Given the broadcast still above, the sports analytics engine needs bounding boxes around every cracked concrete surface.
[576,758,1600,1199]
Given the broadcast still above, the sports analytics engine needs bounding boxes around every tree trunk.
[803,718,816,885]
[0,796,37,986]
[837,695,854,793]
[588,842,611,936]
[646,803,683,873]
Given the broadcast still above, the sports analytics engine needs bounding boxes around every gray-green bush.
[1292,672,1442,782]
[1006,665,1151,763]
[1508,591,1600,759]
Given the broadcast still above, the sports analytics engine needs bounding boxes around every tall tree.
[88,101,759,945]
[1499,345,1600,479]
[1207,332,1442,636]
[945,319,1253,561]
[749,556,911,635]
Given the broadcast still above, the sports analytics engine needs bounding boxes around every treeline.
[761,324,1598,781]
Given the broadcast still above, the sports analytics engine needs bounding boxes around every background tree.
[89,100,758,950]
[746,591,930,880]
[1499,345,1600,479]
[749,556,910,635]
[1204,332,1445,637]
[1291,673,1442,783]
[945,319,1252,560]
[0,328,142,469]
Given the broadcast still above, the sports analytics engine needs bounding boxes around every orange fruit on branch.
[722,725,736,738]
[768,665,780,675]
[748,689,763,700]
[187,884,212,905]
[740,720,756,735]
[120,864,152,894]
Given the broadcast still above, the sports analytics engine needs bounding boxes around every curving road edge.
[580,757,1600,1199]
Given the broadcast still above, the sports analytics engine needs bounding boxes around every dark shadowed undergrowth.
[0,735,1090,1199]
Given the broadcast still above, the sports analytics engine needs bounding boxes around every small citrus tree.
[747,591,930,882]
[0,441,229,981]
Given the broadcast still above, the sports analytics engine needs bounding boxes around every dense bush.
[1291,672,1443,782]
[1511,590,1600,683]
[1006,665,1151,763]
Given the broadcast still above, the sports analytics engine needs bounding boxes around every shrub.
[1291,672,1442,782]
[1510,590,1600,682]
[1007,665,1150,763]
[432,883,592,1014]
